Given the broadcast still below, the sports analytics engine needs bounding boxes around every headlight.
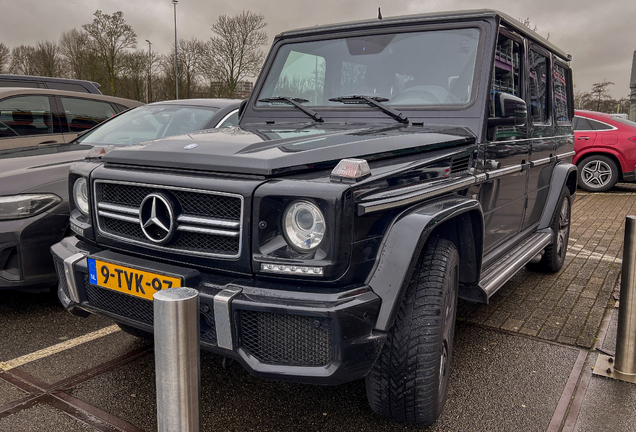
[0,194,62,221]
[73,177,90,216]
[283,200,326,251]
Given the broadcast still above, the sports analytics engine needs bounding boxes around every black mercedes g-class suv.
[52,10,576,425]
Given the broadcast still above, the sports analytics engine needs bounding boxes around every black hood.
[0,145,89,195]
[101,123,476,176]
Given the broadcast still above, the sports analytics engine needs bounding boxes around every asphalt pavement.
[1,185,636,431]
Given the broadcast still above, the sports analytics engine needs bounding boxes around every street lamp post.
[172,0,179,100]
[145,39,152,103]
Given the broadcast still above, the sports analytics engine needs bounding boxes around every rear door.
[573,116,597,146]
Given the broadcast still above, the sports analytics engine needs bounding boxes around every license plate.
[87,258,182,301]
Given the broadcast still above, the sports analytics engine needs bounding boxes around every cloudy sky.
[2,0,634,98]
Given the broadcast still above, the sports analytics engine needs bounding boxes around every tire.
[366,237,459,425]
[535,187,571,272]
[117,323,153,341]
[577,155,619,192]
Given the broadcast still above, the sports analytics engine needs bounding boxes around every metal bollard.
[154,287,201,432]
[615,216,636,378]
[594,215,636,383]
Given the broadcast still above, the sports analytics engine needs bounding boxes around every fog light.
[261,263,323,276]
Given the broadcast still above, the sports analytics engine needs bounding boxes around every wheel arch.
[366,196,483,331]
[576,150,626,180]
[539,162,577,230]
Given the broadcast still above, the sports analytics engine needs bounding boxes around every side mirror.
[488,92,527,128]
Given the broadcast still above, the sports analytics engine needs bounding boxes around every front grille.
[94,181,243,258]
[83,274,217,345]
[450,154,472,173]
[240,310,332,367]
[54,259,71,300]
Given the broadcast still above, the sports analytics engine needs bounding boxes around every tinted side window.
[573,116,593,131]
[554,63,570,122]
[0,80,40,89]
[588,119,614,131]
[0,95,54,138]
[48,82,90,93]
[60,97,116,132]
[529,50,549,124]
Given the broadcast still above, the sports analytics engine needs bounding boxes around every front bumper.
[51,236,385,385]
[0,206,69,291]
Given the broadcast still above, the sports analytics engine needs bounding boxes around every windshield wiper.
[258,97,324,123]
[328,95,408,124]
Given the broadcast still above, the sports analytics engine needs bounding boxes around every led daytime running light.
[261,263,323,276]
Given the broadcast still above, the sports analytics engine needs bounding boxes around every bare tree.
[8,45,38,75]
[205,11,267,98]
[82,10,137,95]
[60,28,95,81]
[591,81,614,111]
[33,41,63,77]
[118,50,149,101]
[0,43,10,74]
[164,39,207,99]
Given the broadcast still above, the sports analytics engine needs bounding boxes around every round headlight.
[73,177,89,216]
[283,201,326,252]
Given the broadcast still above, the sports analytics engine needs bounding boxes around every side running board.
[478,232,553,301]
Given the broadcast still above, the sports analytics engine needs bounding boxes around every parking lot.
[0,185,634,432]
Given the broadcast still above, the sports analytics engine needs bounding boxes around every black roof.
[277,9,570,61]
[0,74,101,88]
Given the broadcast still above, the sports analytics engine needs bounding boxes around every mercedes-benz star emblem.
[139,193,175,244]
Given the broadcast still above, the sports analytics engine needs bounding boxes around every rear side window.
[0,95,54,138]
[529,50,549,124]
[48,82,90,93]
[573,116,592,131]
[587,119,614,131]
[0,80,40,89]
[554,64,570,123]
[59,97,116,133]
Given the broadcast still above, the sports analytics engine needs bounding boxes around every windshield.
[256,28,480,108]
[76,104,218,146]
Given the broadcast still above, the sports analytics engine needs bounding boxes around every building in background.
[209,80,253,98]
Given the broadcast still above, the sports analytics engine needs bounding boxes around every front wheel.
[578,155,619,192]
[533,187,571,272]
[366,237,459,425]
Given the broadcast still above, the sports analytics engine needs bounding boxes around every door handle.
[577,136,590,140]
[37,140,59,145]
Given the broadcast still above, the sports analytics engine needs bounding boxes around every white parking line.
[0,325,121,372]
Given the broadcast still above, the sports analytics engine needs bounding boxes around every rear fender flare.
[366,196,483,331]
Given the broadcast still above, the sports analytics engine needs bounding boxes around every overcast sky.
[1,0,634,98]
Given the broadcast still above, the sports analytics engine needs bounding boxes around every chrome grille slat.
[97,210,140,224]
[176,214,240,228]
[176,225,239,237]
[94,180,243,258]
[98,202,140,215]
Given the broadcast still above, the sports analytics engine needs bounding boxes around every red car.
[574,110,636,191]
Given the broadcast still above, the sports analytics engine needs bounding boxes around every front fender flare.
[538,162,577,231]
[366,196,483,331]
